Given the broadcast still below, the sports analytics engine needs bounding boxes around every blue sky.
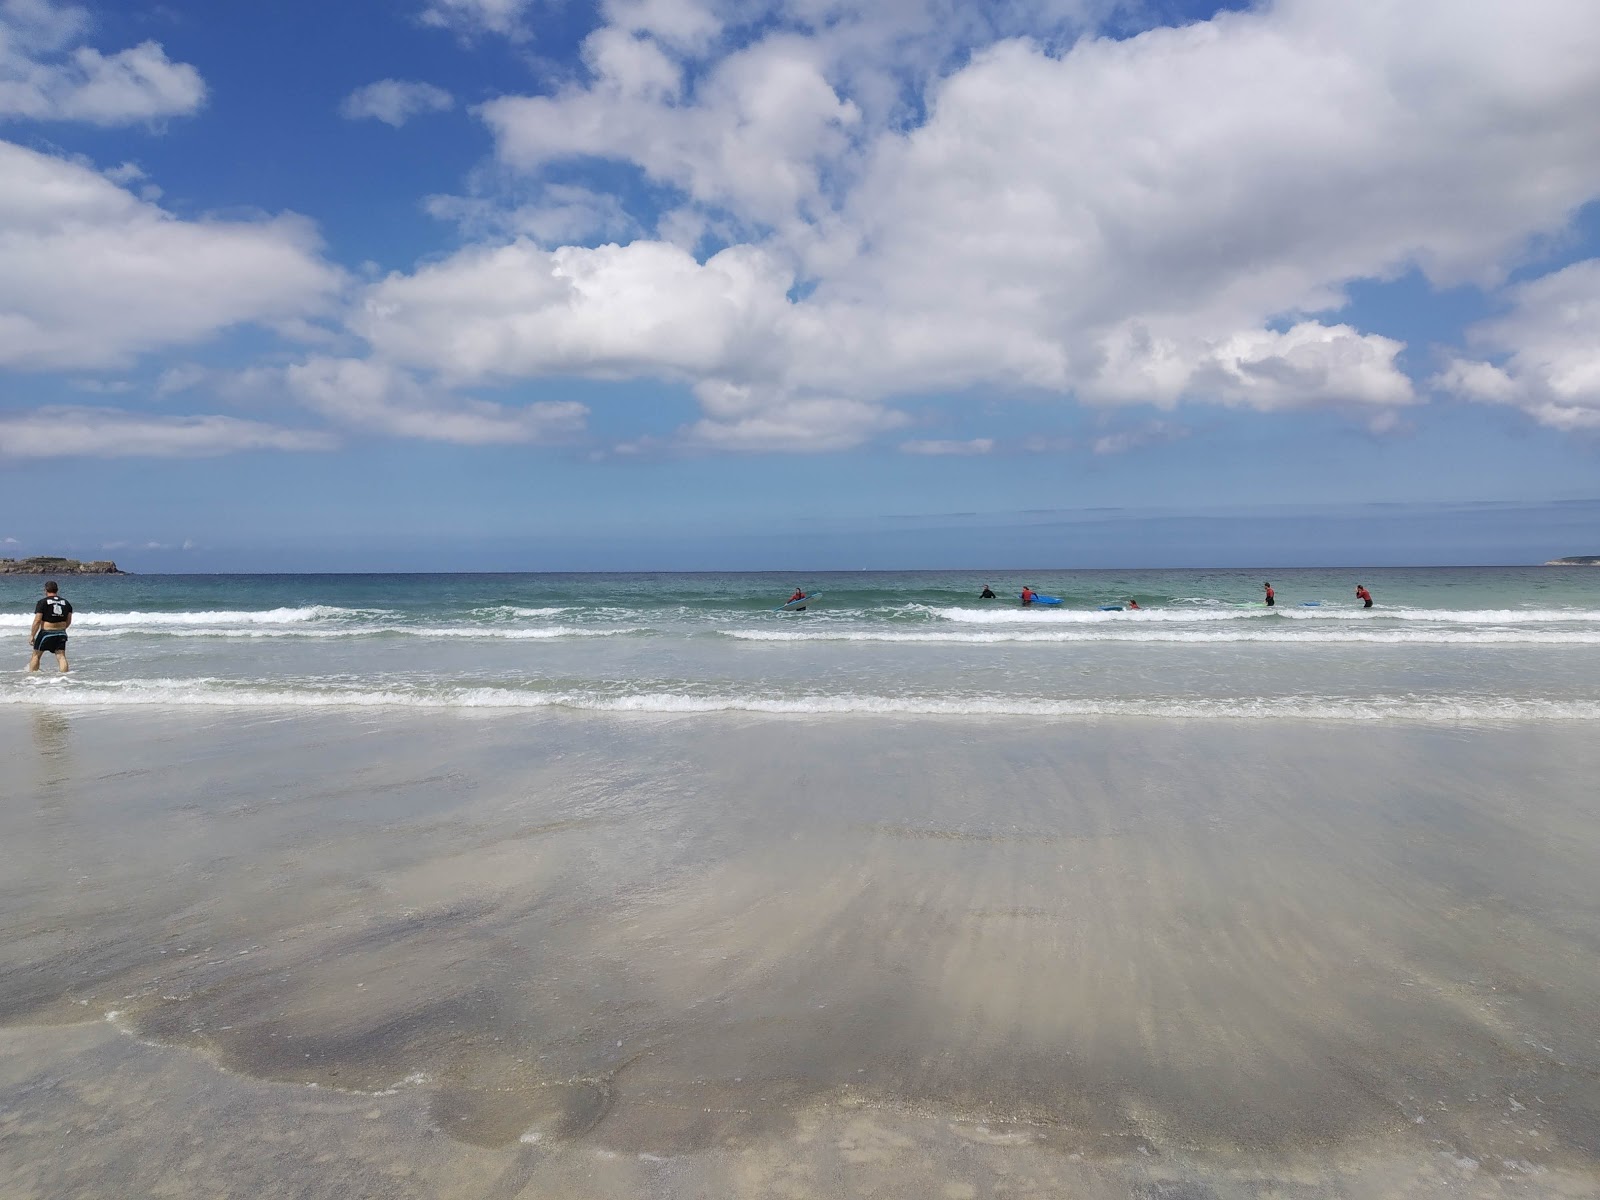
[2,0,1599,570]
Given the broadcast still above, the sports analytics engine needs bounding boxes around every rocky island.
[1544,556,1600,566]
[0,556,123,575]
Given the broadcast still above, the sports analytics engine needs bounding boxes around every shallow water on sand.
[2,708,1598,1197]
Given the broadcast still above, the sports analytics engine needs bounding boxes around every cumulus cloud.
[285,356,589,445]
[900,437,995,456]
[403,0,1600,448]
[1434,259,1600,431]
[317,0,1600,451]
[0,0,205,124]
[353,238,796,383]
[0,407,335,458]
[481,31,861,232]
[0,140,344,369]
[340,79,453,127]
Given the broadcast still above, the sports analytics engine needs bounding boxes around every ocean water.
[4,565,1598,720]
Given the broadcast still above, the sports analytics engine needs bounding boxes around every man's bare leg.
[54,650,68,673]
[27,651,42,672]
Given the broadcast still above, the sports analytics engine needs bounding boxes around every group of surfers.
[783,583,1376,610]
[979,582,1375,609]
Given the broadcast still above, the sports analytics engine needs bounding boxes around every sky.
[1,0,1599,570]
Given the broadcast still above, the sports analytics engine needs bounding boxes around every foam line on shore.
[0,606,374,628]
[725,628,1600,645]
[7,679,1599,721]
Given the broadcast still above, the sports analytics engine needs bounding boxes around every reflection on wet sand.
[1,710,1597,1198]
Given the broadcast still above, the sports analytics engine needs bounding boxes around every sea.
[7,567,1600,1193]
[5,565,1598,721]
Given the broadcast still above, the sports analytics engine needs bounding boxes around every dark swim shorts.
[33,630,68,653]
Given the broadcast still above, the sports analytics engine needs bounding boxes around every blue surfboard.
[1097,604,1123,611]
[775,592,822,611]
[1022,594,1063,606]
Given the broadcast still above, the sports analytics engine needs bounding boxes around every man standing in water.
[1355,584,1373,608]
[1263,582,1275,607]
[29,580,72,673]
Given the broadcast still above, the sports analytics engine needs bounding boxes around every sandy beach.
[2,707,1598,1197]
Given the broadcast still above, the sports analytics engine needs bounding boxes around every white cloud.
[285,356,588,445]
[353,238,797,383]
[452,0,1600,444]
[1435,259,1600,431]
[481,31,861,232]
[680,392,906,453]
[0,0,205,125]
[1089,322,1413,410]
[900,437,994,456]
[282,0,1600,452]
[419,0,534,39]
[602,0,720,53]
[341,79,453,127]
[0,140,344,369]
[0,407,336,458]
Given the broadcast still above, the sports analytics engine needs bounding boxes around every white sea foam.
[472,605,571,618]
[39,623,644,640]
[724,628,1600,645]
[0,606,370,629]
[7,679,1599,722]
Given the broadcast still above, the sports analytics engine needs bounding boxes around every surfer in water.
[1127,599,1140,610]
[1263,582,1275,607]
[787,588,807,605]
[980,585,996,599]
[1020,587,1036,606]
[1355,584,1373,608]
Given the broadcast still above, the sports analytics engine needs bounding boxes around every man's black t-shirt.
[36,595,72,623]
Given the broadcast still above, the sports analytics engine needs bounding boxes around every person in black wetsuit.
[29,580,72,673]
[979,585,996,599]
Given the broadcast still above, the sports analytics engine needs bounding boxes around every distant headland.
[1544,556,1600,566]
[0,556,123,575]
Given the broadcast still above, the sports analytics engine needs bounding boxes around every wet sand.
[2,708,1598,1197]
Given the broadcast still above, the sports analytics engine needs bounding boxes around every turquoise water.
[3,567,1599,719]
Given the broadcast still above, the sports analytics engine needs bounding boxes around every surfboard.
[1022,594,1063,606]
[775,592,821,611]
[1097,604,1123,611]
[1299,601,1322,607]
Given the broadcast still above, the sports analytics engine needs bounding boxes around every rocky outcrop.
[1544,556,1600,566]
[0,556,123,575]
